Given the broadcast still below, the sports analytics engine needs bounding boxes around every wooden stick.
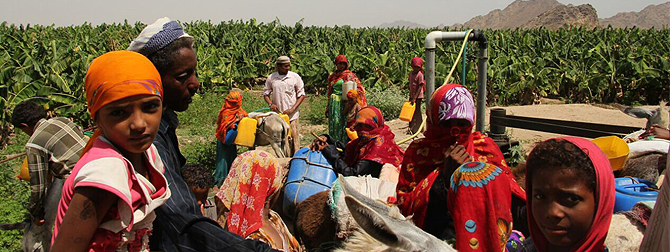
[0,152,26,164]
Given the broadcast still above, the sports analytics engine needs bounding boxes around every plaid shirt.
[25,117,87,219]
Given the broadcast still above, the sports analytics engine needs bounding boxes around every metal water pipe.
[424,30,488,132]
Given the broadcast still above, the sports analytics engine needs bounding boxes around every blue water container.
[224,127,238,145]
[614,177,658,213]
[283,147,337,218]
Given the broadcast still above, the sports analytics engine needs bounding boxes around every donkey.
[617,102,669,131]
[333,175,456,252]
[249,112,291,158]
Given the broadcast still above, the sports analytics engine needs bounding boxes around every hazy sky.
[2,0,668,27]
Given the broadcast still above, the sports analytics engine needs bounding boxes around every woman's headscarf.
[81,51,162,155]
[343,107,404,167]
[411,57,424,74]
[335,54,348,69]
[448,161,513,252]
[397,84,524,228]
[215,91,247,142]
[127,17,192,56]
[526,137,615,252]
[327,55,367,106]
[216,150,284,237]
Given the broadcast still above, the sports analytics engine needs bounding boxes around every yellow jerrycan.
[18,156,30,181]
[346,127,358,141]
[280,113,291,135]
[399,101,416,122]
[234,117,258,147]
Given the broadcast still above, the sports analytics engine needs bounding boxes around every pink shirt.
[409,71,425,99]
[264,71,305,121]
[52,137,170,251]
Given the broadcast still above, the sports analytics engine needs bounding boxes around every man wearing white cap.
[264,56,305,156]
[128,17,274,252]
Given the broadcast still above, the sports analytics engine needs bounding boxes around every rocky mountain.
[600,2,670,28]
[379,0,669,29]
[523,4,599,29]
[457,0,563,29]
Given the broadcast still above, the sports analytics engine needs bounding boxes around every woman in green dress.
[326,55,367,143]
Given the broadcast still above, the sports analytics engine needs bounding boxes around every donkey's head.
[338,175,456,252]
[619,101,669,130]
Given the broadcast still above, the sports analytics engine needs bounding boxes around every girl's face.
[96,95,162,156]
[336,62,347,72]
[353,123,375,142]
[411,65,421,73]
[531,168,596,250]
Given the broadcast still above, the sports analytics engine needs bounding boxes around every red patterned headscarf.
[216,150,284,237]
[526,137,615,252]
[411,57,423,74]
[448,162,513,252]
[344,107,404,168]
[215,91,247,142]
[397,84,525,228]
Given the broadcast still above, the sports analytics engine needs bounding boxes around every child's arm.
[51,187,117,252]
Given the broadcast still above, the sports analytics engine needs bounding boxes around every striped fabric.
[639,166,670,251]
[25,117,87,219]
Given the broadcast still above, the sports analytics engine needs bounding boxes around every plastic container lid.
[592,136,629,171]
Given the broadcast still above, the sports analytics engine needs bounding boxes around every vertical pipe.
[490,108,506,135]
[425,48,436,112]
[475,40,488,133]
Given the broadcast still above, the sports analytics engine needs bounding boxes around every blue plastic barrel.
[283,147,337,218]
[614,177,658,213]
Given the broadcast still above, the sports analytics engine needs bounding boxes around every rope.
[462,29,470,86]
[442,29,473,86]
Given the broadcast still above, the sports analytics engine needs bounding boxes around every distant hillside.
[523,4,599,29]
[450,0,669,29]
[600,2,670,28]
[457,0,562,29]
[378,20,426,29]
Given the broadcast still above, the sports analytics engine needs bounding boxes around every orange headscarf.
[215,91,247,143]
[81,51,162,155]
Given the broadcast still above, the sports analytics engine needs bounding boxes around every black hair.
[11,100,47,128]
[526,139,597,193]
[181,163,213,189]
[145,37,194,74]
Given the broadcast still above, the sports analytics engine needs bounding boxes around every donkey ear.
[344,195,402,247]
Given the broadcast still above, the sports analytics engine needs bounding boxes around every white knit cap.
[127,17,192,56]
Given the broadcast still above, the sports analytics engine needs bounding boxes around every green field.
[1,20,669,250]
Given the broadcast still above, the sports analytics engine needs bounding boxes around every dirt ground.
[385,103,656,154]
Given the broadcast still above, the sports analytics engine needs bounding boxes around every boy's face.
[190,186,209,205]
[96,95,162,155]
[531,168,595,249]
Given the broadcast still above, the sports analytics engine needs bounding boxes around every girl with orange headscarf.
[214,91,247,187]
[326,55,367,143]
[396,84,526,240]
[215,150,302,251]
[51,51,171,252]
